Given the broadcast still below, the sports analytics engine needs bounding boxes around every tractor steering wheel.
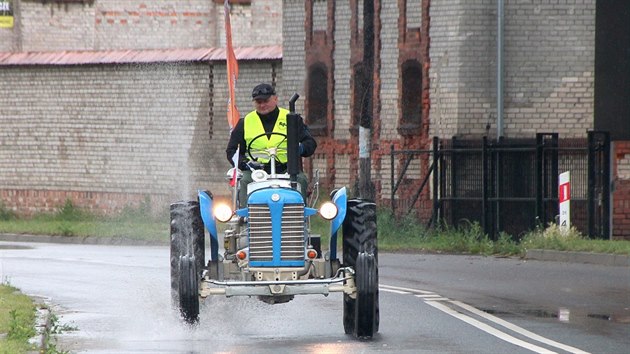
[246,132,288,164]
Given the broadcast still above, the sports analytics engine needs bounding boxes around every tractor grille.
[248,203,305,263]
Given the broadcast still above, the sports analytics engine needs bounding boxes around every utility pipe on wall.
[497,0,504,140]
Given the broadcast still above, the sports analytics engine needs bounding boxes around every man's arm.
[298,122,317,158]
[225,119,246,167]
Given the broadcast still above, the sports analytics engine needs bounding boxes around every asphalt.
[0,233,166,353]
[524,248,630,267]
[1,232,626,352]
[0,233,628,267]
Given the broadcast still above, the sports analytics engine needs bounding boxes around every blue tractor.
[169,94,379,338]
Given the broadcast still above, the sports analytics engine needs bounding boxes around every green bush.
[0,201,16,221]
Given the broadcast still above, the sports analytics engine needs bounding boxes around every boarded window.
[595,1,630,140]
[401,59,422,128]
[307,64,328,135]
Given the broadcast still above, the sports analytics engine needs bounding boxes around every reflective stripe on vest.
[243,108,289,164]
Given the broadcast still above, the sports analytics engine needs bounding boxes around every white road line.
[413,294,443,298]
[425,300,558,354]
[449,300,591,354]
[380,288,411,295]
[379,284,435,295]
[418,296,450,301]
[382,283,591,354]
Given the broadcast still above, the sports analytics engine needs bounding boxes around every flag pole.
[224,0,241,208]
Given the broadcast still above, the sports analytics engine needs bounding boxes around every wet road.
[0,241,627,353]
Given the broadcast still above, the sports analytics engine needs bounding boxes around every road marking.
[425,300,558,354]
[417,295,450,301]
[379,284,435,295]
[413,294,442,298]
[382,284,591,354]
[380,288,411,295]
[449,300,590,354]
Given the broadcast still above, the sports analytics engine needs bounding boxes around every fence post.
[432,136,439,227]
[589,131,611,239]
[550,134,559,225]
[602,132,611,239]
[535,133,544,226]
[587,131,595,237]
[482,136,489,236]
[439,139,447,226]
[390,144,395,216]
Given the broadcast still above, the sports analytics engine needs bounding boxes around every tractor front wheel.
[178,255,199,324]
[169,201,204,322]
[341,199,379,338]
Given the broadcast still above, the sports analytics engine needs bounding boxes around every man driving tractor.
[225,83,317,206]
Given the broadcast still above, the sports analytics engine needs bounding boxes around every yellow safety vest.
[243,108,289,164]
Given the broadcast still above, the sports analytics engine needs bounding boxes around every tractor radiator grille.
[248,203,305,263]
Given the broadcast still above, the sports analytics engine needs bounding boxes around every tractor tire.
[342,199,379,338]
[354,252,378,338]
[170,201,205,305]
[178,255,199,324]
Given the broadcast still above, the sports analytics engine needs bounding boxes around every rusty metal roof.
[0,45,281,66]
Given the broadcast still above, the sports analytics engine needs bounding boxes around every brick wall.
[280,0,305,113]
[20,1,97,51]
[94,0,217,50]
[429,0,595,139]
[288,0,432,197]
[332,1,351,141]
[378,2,400,144]
[0,0,282,51]
[0,59,280,215]
[613,142,630,239]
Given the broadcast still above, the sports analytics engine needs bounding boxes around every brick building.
[0,0,282,213]
[283,0,629,239]
[1,0,628,239]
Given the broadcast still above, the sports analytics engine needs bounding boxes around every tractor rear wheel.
[341,199,379,338]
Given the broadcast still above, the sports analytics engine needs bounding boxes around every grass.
[43,313,75,354]
[0,199,169,242]
[1,199,629,256]
[0,283,37,353]
[312,207,630,257]
[521,223,630,255]
[0,200,627,352]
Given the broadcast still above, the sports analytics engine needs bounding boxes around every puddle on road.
[0,244,33,250]
[481,307,630,325]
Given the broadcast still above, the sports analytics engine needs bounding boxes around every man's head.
[252,83,278,115]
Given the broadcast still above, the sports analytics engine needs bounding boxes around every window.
[307,63,328,135]
[400,59,422,129]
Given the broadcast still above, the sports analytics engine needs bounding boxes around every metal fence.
[390,132,611,239]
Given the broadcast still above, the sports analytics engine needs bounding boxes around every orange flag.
[224,0,240,131]
[225,0,240,187]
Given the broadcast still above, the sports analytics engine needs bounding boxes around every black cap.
[252,83,276,100]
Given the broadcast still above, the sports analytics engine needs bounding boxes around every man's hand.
[246,160,265,171]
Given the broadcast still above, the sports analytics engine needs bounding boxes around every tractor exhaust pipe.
[286,93,300,189]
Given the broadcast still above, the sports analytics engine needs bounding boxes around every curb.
[525,249,630,267]
[2,233,627,267]
[0,233,167,246]
[27,303,51,354]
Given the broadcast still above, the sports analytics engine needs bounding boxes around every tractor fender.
[197,190,219,261]
[329,187,348,260]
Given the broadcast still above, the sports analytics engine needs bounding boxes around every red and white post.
[558,171,571,230]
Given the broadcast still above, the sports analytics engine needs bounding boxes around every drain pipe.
[497,0,504,141]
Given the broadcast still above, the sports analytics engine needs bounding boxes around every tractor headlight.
[213,203,233,223]
[318,201,338,220]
